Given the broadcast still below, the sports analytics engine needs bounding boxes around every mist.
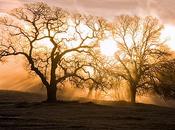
[0,57,173,107]
[0,57,41,93]
[0,59,174,106]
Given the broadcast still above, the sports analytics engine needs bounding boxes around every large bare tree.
[111,15,168,103]
[0,3,105,102]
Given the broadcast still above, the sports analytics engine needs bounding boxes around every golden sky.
[0,0,175,97]
[0,0,175,49]
[0,0,175,24]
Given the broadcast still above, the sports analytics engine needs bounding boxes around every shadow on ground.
[0,90,174,130]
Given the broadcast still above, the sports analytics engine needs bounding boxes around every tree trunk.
[46,86,57,102]
[130,85,136,104]
[87,87,93,99]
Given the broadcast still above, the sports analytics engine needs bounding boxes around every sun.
[161,25,175,50]
[100,38,117,57]
[34,23,119,57]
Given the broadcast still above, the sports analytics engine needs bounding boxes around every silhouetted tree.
[86,59,114,99]
[0,3,105,102]
[151,57,175,99]
[111,15,168,103]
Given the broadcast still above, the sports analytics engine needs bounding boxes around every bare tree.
[0,3,105,102]
[111,15,168,103]
[86,57,114,99]
[151,56,175,100]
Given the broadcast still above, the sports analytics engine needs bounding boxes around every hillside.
[0,90,174,130]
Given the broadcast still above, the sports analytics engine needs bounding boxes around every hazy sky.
[0,0,175,24]
[0,0,175,96]
[1,0,175,49]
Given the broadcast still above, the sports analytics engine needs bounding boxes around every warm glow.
[85,66,94,75]
[36,38,54,49]
[100,38,117,57]
[161,25,175,50]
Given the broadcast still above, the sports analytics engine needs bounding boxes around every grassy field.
[0,90,174,130]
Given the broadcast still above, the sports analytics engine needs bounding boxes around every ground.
[0,90,174,130]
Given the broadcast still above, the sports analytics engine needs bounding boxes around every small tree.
[86,58,114,99]
[0,3,105,102]
[111,15,168,103]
